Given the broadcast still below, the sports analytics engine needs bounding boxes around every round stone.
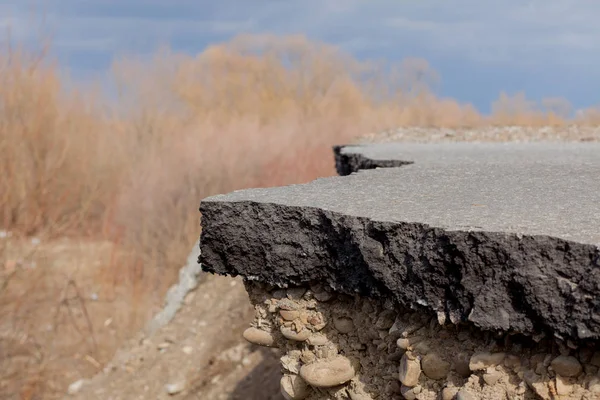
[333,316,354,334]
[299,356,357,388]
[397,338,410,350]
[242,327,275,347]
[421,353,450,380]
[398,353,421,387]
[280,310,300,320]
[306,334,328,346]
[281,325,311,342]
[313,290,334,302]
[286,287,307,300]
[550,355,582,377]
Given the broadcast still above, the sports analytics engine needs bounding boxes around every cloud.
[329,0,600,66]
[2,0,600,68]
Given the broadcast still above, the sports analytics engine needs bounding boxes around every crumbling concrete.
[199,142,600,399]
[143,240,203,336]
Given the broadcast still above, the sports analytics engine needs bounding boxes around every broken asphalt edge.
[198,143,600,345]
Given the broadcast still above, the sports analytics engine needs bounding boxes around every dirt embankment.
[242,281,600,400]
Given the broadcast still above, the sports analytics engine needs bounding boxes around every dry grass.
[1,32,599,398]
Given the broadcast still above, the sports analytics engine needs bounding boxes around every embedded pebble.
[333,316,354,334]
[299,356,357,388]
[397,338,410,350]
[287,288,307,300]
[421,353,450,380]
[242,327,275,347]
[164,381,186,395]
[157,342,170,350]
[550,355,582,377]
[67,379,87,395]
[281,326,311,342]
[245,283,600,400]
[306,334,328,346]
[469,352,505,371]
[313,290,335,302]
[280,374,311,400]
[398,353,421,387]
[280,310,300,320]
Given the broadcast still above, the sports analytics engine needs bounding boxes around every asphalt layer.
[336,141,600,175]
[200,142,600,343]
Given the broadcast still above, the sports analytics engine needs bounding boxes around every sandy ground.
[66,274,283,400]
[0,237,153,400]
[0,235,282,400]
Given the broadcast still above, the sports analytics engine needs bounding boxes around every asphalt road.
[208,142,600,246]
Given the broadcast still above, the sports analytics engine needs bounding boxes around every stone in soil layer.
[241,282,600,400]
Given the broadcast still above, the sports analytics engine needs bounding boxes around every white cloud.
[369,0,600,65]
[1,0,600,68]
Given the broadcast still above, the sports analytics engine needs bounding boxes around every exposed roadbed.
[200,142,600,344]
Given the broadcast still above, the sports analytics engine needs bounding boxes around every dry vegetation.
[1,32,599,399]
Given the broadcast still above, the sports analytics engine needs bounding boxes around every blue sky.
[1,0,600,113]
